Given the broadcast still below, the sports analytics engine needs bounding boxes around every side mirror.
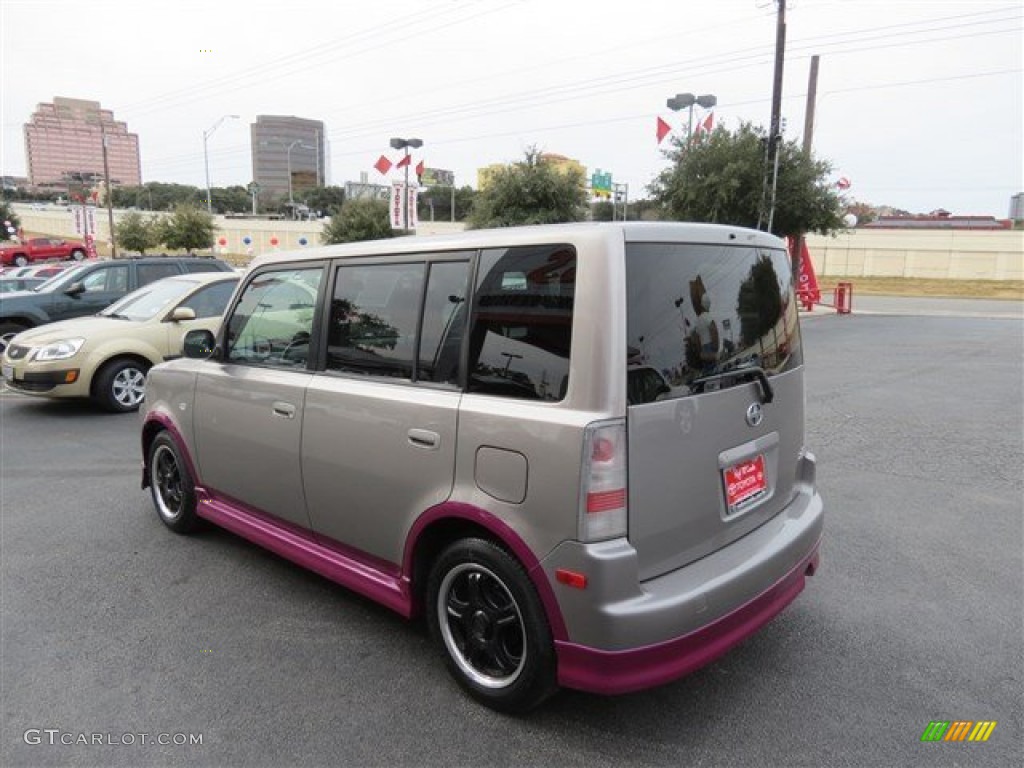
[183,329,216,359]
[64,281,85,297]
[168,306,196,322]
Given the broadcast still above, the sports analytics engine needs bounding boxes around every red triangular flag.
[656,116,671,144]
[373,155,392,175]
[395,154,411,169]
[415,160,424,177]
[701,111,714,134]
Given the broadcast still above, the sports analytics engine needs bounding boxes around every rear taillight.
[580,420,627,542]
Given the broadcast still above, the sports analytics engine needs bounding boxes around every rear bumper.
[543,485,823,695]
[555,537,819,695]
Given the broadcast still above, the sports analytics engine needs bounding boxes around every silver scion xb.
[141,222,823,713]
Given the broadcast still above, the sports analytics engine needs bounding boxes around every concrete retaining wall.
[9,204,1023,279]
[805,229,1023,281]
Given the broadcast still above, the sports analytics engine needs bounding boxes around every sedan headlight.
[32,338,85,361]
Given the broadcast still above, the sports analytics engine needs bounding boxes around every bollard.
[834,282,853,314]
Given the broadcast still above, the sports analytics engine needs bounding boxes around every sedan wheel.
[94,359,149,412]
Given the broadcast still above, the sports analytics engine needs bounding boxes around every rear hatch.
[625,239,805,581]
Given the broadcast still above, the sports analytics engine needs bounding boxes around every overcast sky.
[1,0,1021,216]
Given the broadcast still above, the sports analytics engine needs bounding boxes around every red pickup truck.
[0,237,87,267]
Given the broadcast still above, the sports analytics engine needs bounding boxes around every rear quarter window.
[467,244,576,402]
[625,243,802,404]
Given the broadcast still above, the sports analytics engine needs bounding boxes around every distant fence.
[9,204,466,262]
[10,204,1023,279]
[805,229,1023,281]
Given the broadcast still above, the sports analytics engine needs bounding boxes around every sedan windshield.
[100,279,196,321]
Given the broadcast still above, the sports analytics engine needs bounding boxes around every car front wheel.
[148,432,199,533]
[70,249,85,261]
[426,538,557,713]
[93,358,148,412]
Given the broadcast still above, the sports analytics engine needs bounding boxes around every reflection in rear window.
[625,243,802,404]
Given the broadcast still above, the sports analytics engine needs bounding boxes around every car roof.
[246,222,788,271]
[160,271,240,286]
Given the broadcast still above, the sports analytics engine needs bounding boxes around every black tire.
[426,538,557,714]
[70,249,85,261]
[93,358,149,412]
[148,432,199,533]
[0,322,29,355]
[13,255,28,267]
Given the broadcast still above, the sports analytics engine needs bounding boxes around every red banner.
[789,237,820,308]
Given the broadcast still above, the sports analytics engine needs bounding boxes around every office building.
[24,97,141,190]
[250,115,326,209]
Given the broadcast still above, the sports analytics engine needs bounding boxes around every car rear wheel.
[93,358,149,412]
[70,249,85,261]
[14,255,28,267]
[148,432,199,533]
[426,538,557,713]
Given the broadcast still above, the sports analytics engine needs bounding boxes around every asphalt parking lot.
[1,301,1022,767]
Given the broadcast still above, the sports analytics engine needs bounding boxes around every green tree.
[112,182,202,211]
[115,211,160,254]
[418,185,476,222]
[0,200,20,240]
[650,122,845,239]
[209,185,251,214]
[298,186,347,217]
[157,204,216,253]
[467,147,589,229]
[322,198,397,244]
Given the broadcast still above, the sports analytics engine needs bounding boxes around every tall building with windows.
[24,97,141,190]
[250,115,326,209]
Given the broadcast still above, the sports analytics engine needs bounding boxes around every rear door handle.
[272,401,296,419]
[407,429,440,450]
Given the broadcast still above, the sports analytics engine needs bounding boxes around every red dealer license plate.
[723,455,767,511]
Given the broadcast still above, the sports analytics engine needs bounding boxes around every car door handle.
[407,429,440,450]
[272,401,296,419]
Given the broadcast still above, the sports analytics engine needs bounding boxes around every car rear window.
[625,242,802,405]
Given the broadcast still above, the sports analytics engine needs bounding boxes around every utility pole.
[100,123,117,258]
[793,54,821,278]
[759,0,787,232]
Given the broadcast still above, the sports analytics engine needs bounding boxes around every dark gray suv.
[0,256,233,349]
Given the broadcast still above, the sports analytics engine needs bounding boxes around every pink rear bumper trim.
[555,543,820,695]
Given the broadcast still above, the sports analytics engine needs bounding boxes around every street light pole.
[203,114,239,213]
[389,137,423,231]
[666,93,716,146]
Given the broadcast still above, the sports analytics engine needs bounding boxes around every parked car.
[2,272,239,412]
[0,277,47,294]
[0,256,233,351]
[0,237,87,267]
[140,222,823,712]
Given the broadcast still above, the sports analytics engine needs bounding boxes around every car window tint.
[137,262,181,286]
[81,265,128,293]
[180,280,237,319]
[467,245,576,402]
[327,263,425,379]
[625,243,802,403]
[418,261,470,385]
[226,268,322,368]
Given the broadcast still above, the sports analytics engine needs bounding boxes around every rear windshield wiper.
[693,365,775,404]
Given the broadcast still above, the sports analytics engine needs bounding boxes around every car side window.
[226,268,322,368]
[418,261,470,385]
[137,263,181,287]
[327,263,425,379]
[180,280,237,319]
[467,245,576,402]
[80,265,128,293]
